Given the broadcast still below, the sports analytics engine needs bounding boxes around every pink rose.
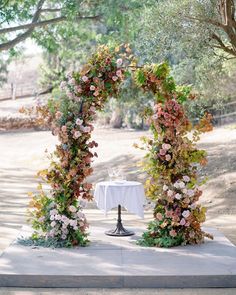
[60,81,67,90]
[162,143,171,150]
[69,78,76,85]
[73,131,81,139]
[90,106,96,112]
[76,118,83,125]
[74,96,81,102]
[53,127,60,136]
[169,229,177,237]
[82,76,88,82]
[116,58,123,67]
[180,218,186,226]
[90,85,96,91]
[80,126,90,133]
[153,104,159,112]
[77,86,83,93]
[156,212,163,221]
[93,91,100,97]
[166,210,173,218]
[165,154,171,161]
[116,70,122,77]
[152,114,158,120]
[61,125,67,132]
[167,190,174,197]
[112,76,118,81]
[159,149,166,156]
[83,126,91,133]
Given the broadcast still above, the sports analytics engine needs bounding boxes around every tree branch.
[0,0,102,53]
[0,16,66,34]
[0,0,46,52]
[0,14,102,35]
[212,32,236,56]
[40,8,62,13]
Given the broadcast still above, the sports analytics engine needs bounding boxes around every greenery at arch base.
[27,44,213,248]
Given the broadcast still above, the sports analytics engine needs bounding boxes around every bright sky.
[23,39,43,55]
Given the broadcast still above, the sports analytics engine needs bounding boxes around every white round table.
[94,181,145,236]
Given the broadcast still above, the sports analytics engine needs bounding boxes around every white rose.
[183,175,190,182]
[167,190,174,197]
[178,181,185,189]
[50,221,56,227]
[163,184,168,191]
[182,210,190,218]
[116,58,123,67]
[175,193,182,200]
[187,189,195,197]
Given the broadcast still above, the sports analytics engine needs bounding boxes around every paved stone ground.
[1,289,236,295]
[0,288,236,295]
[0,126,236,294]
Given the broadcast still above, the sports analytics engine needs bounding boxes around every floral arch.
[28,44,213,248]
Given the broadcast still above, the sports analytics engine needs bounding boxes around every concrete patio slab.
[0,227,235,288]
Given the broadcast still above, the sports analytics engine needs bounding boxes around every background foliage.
[1,0,236,125]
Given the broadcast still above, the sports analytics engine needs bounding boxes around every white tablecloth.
[94,181,145,218]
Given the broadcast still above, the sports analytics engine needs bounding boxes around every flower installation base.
[0,226,235,288]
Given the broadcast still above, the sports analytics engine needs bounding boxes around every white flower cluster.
[163,175,197,201]
[47,201,87,240]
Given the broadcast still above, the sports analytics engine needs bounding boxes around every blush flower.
[187,189,195,197]
[60,81,67,90]
[55,111,62,119]
[163,184,168,191]
[81,126,91,133]
[116,69,122,77]
[61,125,67,132]
[183,175,190,182]
[73,131,81,139]
[77,86,83,93]
[90,106,96,112]
[182,210,190,218]
[180,218,186,226]
[69,205,77,213]
[169,229,177,237]
[165,154,171,161]
[175,193,182,200]
[112,76,118,81]
[69,78,76,85]
[116,58,123,67]
[152,114,158,120]
[156,212,163,221]
[90,85,96,91]
[153,104,159,112]
[93,91,100,96]
[76,118,83,125]
[167,190,174,197]
[162,143,171,150]
[82,75,88,82]
[50,221,56,227]
[159,149,166,156]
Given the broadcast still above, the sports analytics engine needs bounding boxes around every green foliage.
[137,220,184,247]
[18,233,89,248]
[135,69,146,86]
